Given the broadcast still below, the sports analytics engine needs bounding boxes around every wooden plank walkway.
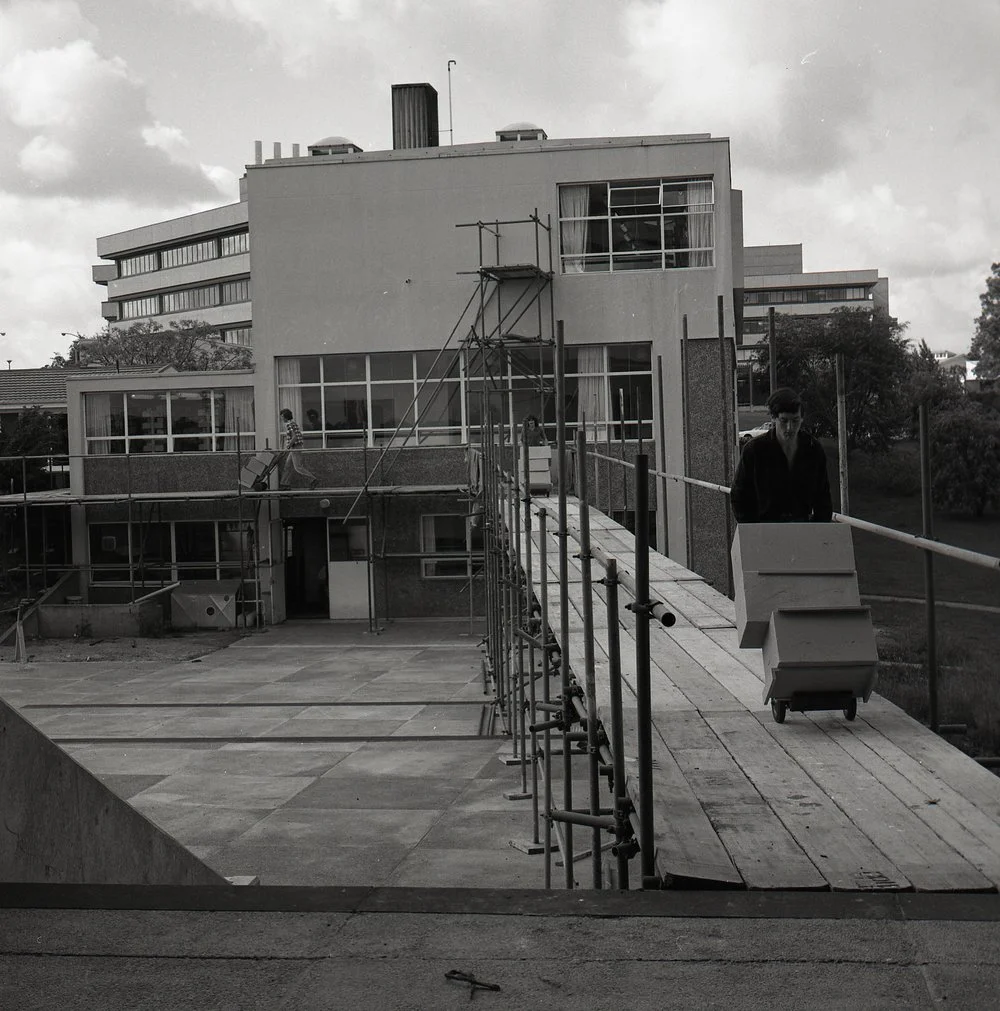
[518,497,1000,892]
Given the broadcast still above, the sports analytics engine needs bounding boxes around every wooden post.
[836,352,850,515]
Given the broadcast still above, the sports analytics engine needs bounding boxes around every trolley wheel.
[843,698,858,721]
[771,699,787,724]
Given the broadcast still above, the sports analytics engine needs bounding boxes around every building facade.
[737,243,889,407]
[81,87,744,625]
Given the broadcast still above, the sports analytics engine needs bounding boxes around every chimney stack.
[391,84,439,150]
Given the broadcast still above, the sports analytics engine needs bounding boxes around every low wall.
[37,601,163,639]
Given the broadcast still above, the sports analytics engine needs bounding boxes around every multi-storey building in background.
[61,84,744,627]
[736,243,889,407]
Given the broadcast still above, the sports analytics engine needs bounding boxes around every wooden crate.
[761,606,879,704]
[731,523,860,647]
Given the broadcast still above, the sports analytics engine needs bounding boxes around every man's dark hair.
[279,408,293,420]
[766,387,802,417]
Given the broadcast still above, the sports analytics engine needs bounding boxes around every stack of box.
[731,523,879,711]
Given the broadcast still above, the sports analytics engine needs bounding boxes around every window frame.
[420,513,482,580]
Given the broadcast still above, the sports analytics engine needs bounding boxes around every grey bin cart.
[762,606,879,723]
[171,579,242,630]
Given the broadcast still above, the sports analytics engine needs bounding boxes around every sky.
[1,0,998,368]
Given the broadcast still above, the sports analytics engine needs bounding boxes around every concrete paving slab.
[145,714,297,737]
[181,743,357,777]
[233,806,443,849]
[419,808,539,850]
[96,774,168,799]
[205,838,413,886]
[133,772,314,810]
[260,717,409,737]
[58,743,213,774]
[331,740,497,779]
[386,848,543,889]
[124,802,270,849]
[344,680,480,701]
[290,772,470,809]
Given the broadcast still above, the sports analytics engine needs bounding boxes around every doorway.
[284,516,370,619]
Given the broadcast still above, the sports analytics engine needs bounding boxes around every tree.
[0,409,68,493]
[903,339,963,437]
[930,400,1000,517]
[970,262,1000,378]
[751,307,911,452]
[50,319,253,371]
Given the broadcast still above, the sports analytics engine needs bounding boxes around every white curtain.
[559,186,590,273]
[276,358,303,427]
[84,393,115,454]
[575,345,606,440]
[221,387,255,450]
[686,181,714,267]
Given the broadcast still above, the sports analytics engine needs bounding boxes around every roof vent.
[391,83,439,150]
[308,136,363,156]
[495,122,547,142]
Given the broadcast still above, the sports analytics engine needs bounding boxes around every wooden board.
[705,711,912,890]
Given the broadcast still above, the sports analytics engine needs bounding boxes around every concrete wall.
[0,697,226,884]
[37,601,163,638]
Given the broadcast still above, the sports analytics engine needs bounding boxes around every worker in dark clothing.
[730,388,832,523]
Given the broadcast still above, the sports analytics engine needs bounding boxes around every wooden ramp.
[520,497,1000,892]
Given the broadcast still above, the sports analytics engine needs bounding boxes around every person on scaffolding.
[522,414,548,447]
[278,408,319,490]
[730,387,832,524]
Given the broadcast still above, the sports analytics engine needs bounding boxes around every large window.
[89,519,250,584]
[276,344,653,447]
[116,278,250,320]
[559,178,714,273]
[114,230,248,278]
[421,514,483,579]
[84,387,254,454]
[744,285,874,306]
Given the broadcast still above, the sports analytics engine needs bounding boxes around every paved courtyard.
[0,619,589,888]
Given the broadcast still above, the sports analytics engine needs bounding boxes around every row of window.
[744,286,873,306]
[558,179,714,273]
[222,326,253,347]
[89,520,248,583]
[79,345,654,456]
[84,388,254,454]
[118,232,249,278]
[87,516,480,584]
[119,279,250,320]
[277,344,654,447]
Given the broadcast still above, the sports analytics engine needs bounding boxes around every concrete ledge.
[3,883,1000,921]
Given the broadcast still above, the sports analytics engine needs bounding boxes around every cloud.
[0,2,225,203]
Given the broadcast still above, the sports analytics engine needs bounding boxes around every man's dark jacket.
[730,428,832,523]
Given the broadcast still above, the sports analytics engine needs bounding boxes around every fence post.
[631,454,656,887]
[919,402,939,732]
[603,557,630,890]
[538,507,553,888]
[836,352,850,515]
[576,426,602,888]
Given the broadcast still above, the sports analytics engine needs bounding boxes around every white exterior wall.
[246,135,738,563]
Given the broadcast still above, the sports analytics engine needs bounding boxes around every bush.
[849,445,921,497]
[931,402,1000,516]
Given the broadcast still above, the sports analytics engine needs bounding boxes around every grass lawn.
[837,441,1000,758]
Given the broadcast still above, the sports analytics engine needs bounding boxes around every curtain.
[686,181,714,267]
[220,387,255,450]
[276,357,304,428]
[84,393,115,454]
[559,186,590,273]
[575,345,606,440]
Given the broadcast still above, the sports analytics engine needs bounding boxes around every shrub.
[849,445,921,498]
[930,402,1000,516]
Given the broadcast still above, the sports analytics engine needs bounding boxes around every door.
[283,518,329,617]
[327,518,370,619]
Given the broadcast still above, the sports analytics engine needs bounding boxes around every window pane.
[220,232,249,256]
[218,522,245,563]
[175,521,217,579]
[415,350,460,379]
[607,343,652,373]
[133,522,171,581]
[370,382,415,430]
[417,382,462,428]
[290,356,321,384]
[89,523,129,581]
[610,183,660,213]
[170,390,213,436]
[370,352,413,381]
[324,387,367,431]
[322,354,366,383]
[299,387,323,445]
[221,279,250,304]
[126,391,167,439]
